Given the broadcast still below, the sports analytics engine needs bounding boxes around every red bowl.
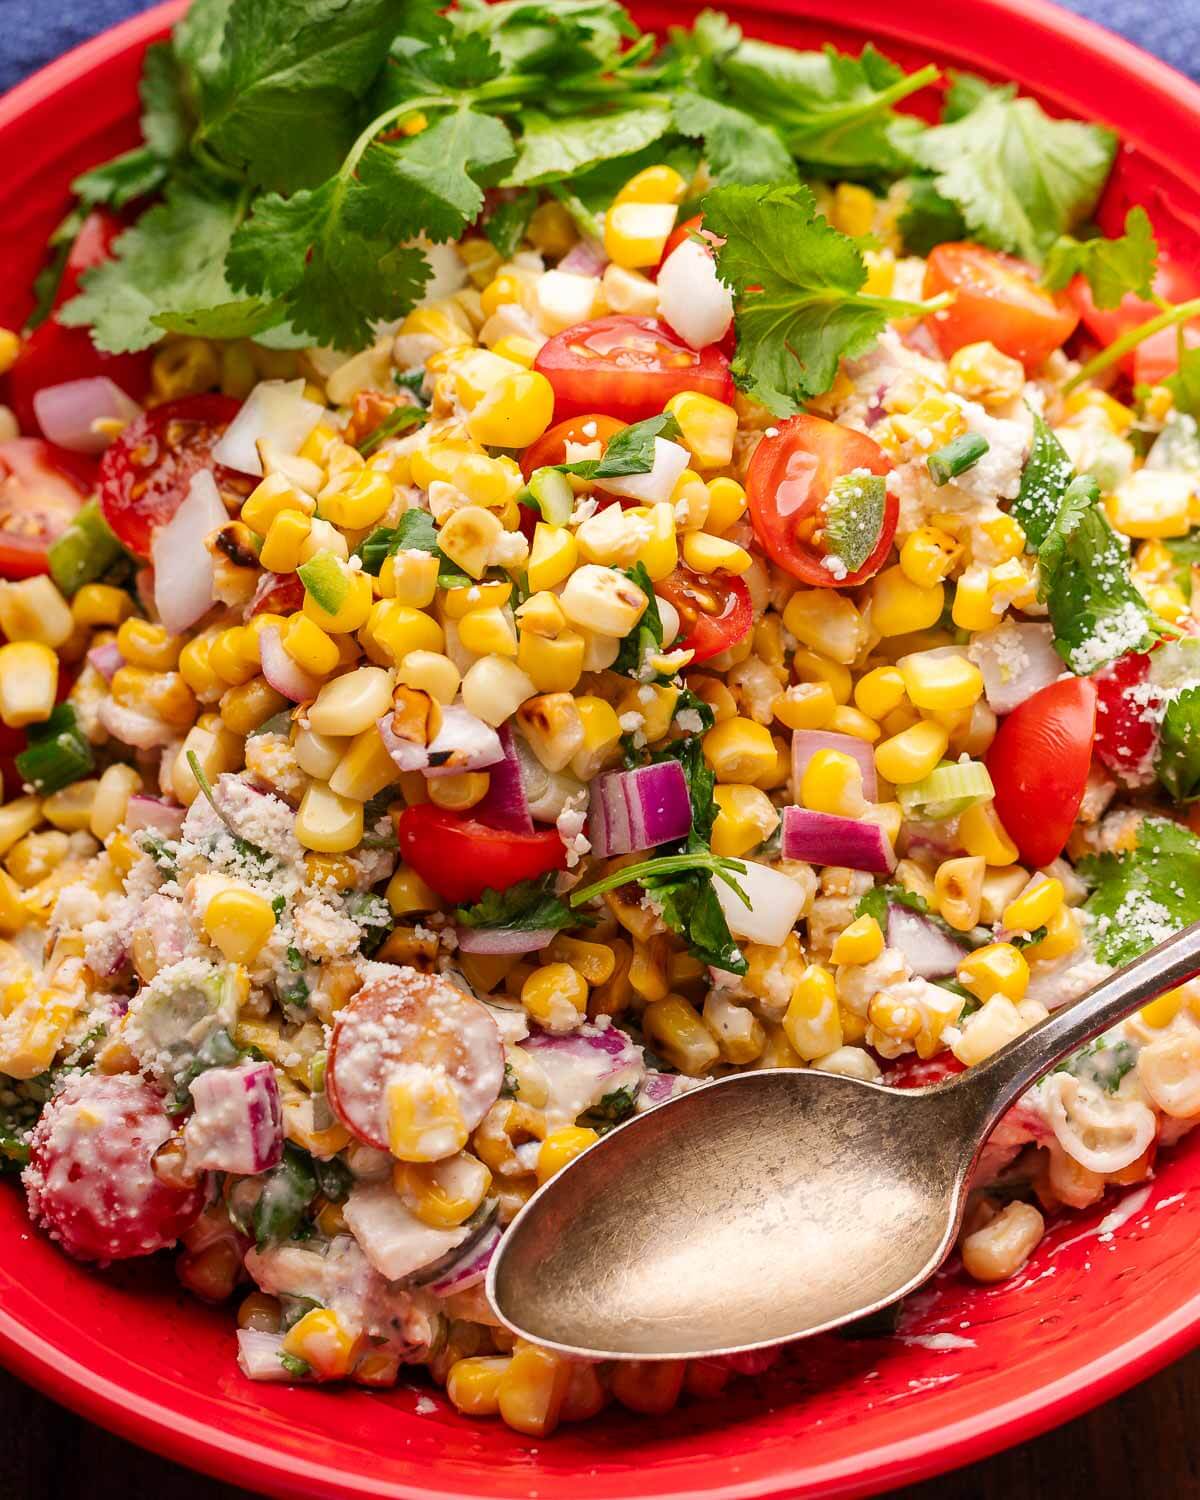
[4,4,1200,1497]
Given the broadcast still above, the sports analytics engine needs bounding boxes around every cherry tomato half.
[1068,258,1200,383]
[534,315,733,423]
[745,414,894,587]
[395,803,568,905]
[98,394,244,559]
[659,212,722,269]
[1092,651,1159,784]
[986,676,1097,869]
[0,438,96,579]
[923,243,1080,369]
[656,564,752,664]
[520,413,628,478]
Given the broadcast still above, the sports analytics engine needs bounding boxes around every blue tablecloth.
[1,0,1197,101]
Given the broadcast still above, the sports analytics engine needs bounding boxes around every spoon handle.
[946,918,1200,1133]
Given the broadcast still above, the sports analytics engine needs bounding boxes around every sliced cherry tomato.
[923,243,1080,369]
[745,414,894,587]
[520,413,628,478]
[1092,651,1159,784]
[534,315,733,423]
[395,803,568,904]
[1068,258,1200,382]
[98,394,244,558]
[0,437,96,578]
[660,213,708,268]
[656,564,752,664]
[55,208,127,308]
[986,676,1097,869]
[884,1054,966,1089]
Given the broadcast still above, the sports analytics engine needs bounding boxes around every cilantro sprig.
[455,874,579,932]
[1080,817,1200,968]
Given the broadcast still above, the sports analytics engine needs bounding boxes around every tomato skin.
[1068,259,1200,382]
[660,213,706,268]
[1092,651,1158,784]
[884,1054,966,1089]
[395,803,568,904]
[0,438,96,578]
[986,677,1097,869]
[746,414,894,587]
[923,243,1080,369]
[656,564,752,664]
[534,315,733,423]
[98,394,243,558]
[520,414,627,478]
[55,208,127,308]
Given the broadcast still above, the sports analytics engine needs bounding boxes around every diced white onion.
[211,379,324,477]
[713,861,809,946]
[657,239,733,350]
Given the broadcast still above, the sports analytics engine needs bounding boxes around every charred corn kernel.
[665,391,739,470]
[395,650,459,706]
[528,524,578,593]
[946,341,1025,408]
[461,656,535,727]
[498,1343,570,1437]
[935,854,987,931]
[385,866,438,917]
[42,779,98,834]
[979,513,1027,562]
[681,530,752,575]
[295,782,364,853]
[1141,986,1186,1029]
[427,770,490,811]
[900,526,961,589]
[0,988,76,1079]
[307,667,392,738]
[801,748,866,817]
[0,641,57,727]
[467,371,555,449]
[874,719,948,784]
[1003,875,1065,932]
[379,550,439,607]
[703,716,777,783]
[544,935,615,985]
[517,629,585,693]
[203,887,276,965]
[704,476,748,535]
[259,509,313,573]
[151,337,219,400]
[615,163,688,206]
[783,590,863,665]
[957,942,1029,1003]
[319,469,393,530]
[952,566,1000,631]
[784,963,843,1060]
[629,934,670,1001]
[871,566,945,637]
[772,680,836,731]
[898,651,983,712]
[301,565,372,634]
[515,692,582,773]
[560,564,648,637]
[387,1071,468,1162]
[536,1125,599,1184]
[220,677,287,735]
[459,606,517,657]
[447,1356,509,1417]
[1025,905,1081,963]
[329,725,399,802]
[437,507,503,581]
[89,763,143,839]
[854,666,906,721]
[831,915,885,966]
[831,182,875,237]
[644,994,720,1075]
[604,200,677,268]
[280,614,338,677]
[282,1308,360,1381]
[521,963,588,1032]
[711,783,779,857]
[959,801,1019,866]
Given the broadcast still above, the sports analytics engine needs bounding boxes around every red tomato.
[395,803,568,904]
[656,564,752,664]
[534,315,733,423]
[1092,651,1159,783]
[98,394,244,558]
[520,413,627,478]
[1068,258,1200,381]
[986,677,1097,869]
[55,208,127,308]
[745,414,895,587]
[0,437,96,578]
[659,212,721,268]
[884,1054,966,1089]
[247,571,304,618]
[923,243,1080,369]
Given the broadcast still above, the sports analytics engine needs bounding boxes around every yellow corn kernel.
[536,1125,599,1185]
[461,655,536,727]
[854,666,906,721]
[604,200,677,268]
[946,340,1025,409]
[979,513,1027,563]
[441,581,513,623]
[437,506,502,582]
[0,798,42,859]
[378,550,439,608]
[629,934,670,1001]
[560,565,649,638]
[643,994,720,1075]
[0,870,25,935]
[111,666,197,730]
[829,706,881,743]
[279,613,338,677]
[952,566,1001,631]
[874,719,948,785]
[447,1355,510,1417]
[517,629,585,693]
[710,783,779,857]
[0,988,76,1079]
[282,1308,361,1381]
[862,248,896,296]
[304,853,357,892]
[867,993,923,1042]
[665,391,739,471]
[1107,472,1192,539]
[783,589,863,665]
[831,181,876,238]
[171,720,241,806]
[458,606,518,658]
[792,649,852,705]
[301,564,372,634]
[1024,905,1081,964]
[1002,876,1065,933]
[772,680,837,732]
[615,164,688,206]
[521,962,588,1033]
[0,329,20,376]
[70,583,132,629]
[203,887,276,965]
[319,470,392,532]
[898,651,983,713]
[958,801,1019,866]
[178,634,221,699]
[41,779,98,834]
[543,935,615,985]
[295,782,363,853]
[0,641,57,728]
[395,1153,492,1230]
[934,854,987,931]
[240,473,316,533]
[1140,986,1186,1029]
[830,915,885,966]
[958,941,1030,1004]
[784,963,843,1060]
[258,509,312,573]
[219,677,286,736]
[626,501,677,583]
[427,770,490,811]
[681,530,752,576]
[89,763,143,840]
[498,1342,570,1437]
[379,869,438,923]
[900,526,961,589]
[206,627,258,688]
[0,575,73,649]
[362,601,444,668]
[396,650,460,706]
[884,394,966,454]
[871,566,945,638]
[515,591,566,640]
[702,990,766,1064]
[801,748,866,817]
[527,198,577,256]
[703,716,777,783]
[704,476,748,536]
[387,1070,468,1162]
[329,725,399,803]
[489,334,538,367]
[307,667,392,738]
[467,371,555,449]
[527,524,578,594]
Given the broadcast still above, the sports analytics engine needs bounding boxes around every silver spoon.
[488,919,1200,1360]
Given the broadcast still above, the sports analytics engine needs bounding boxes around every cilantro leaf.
[1165,348,1200,423]
[703,182,938,413]
[910,79,1117,263]
[1035,474,1099,591]
[484,189,537,258]
[455,874,578,932]
[1156,685,1200,802]
[672,91,796,187]
[71,148,169,211]
[612,562,665,677]
[354,507,470,586]
[562,412,682,480]
[1042,206,1157,309]
[450,0,636,77]
[1080,817,1200,966]
[356,404,426,457]
[505,105,673,187]
[139,40,192,163]
[1010,410,1076,549]
[897,176,967,258]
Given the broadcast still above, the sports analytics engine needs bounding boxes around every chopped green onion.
[14,703,93,794]
[522,467,575,526]
[47,499,126,596]
[356,404,426,457]
[896,760,995,821]
[928,432,989,487]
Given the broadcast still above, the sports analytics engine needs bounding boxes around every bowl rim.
[4,3,1200,1498]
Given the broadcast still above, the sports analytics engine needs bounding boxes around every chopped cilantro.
[455,874,578,932]
[356,404,426,456]
[1042,206,1157,308]
[278,1353,311,1379]
[1079,817,1200,967]
[612,562,666,679]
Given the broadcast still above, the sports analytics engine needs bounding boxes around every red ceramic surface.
[3,4,1200,1497]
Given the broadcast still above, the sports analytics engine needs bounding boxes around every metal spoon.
[488,920,1200,1360]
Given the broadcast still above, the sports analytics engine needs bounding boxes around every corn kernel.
[295,782,364,852]
[604,200,677,268]
[329,725,400,802]
[220,677,287,736]
[498,1343,570,1437]
[643,994,720,1075]
[898,651,983,713]
[772,680,836,731]
[1002,875,1065,933]
[874,719,948,784]
[0,642,57,727]
[704,476,748,535]
[681,530,752,576]
[387,1070,468,1162]
[448,1356,509,1417]
[956,941,1029,1004]
[801,748,866,817]
[935,854,987,931]
[517,629,585,693]
[461,656,535,727]
[1024,905,1081,963]
[665,391,739,471]
[467,371,555,449]
[614,164,689,206]
[703,716,777,783]
[0,576,73,648]
[203,887,276,964]
[783,590,864,665]
[952,566,1001,631]
[280,613,339,677]
[830,915,885,966]
[958,801,1019,866]
[536,1125,599,1185]
[459,606,518,657]
[711,783,779,857]
[900,526,961,589]
[71,583,132,629]
[871,566,945,637]
[521,962,588,1033]
[853,666,905,721]
[946,341,1025,409]
[282,1308,361,1381]
[308,666,392,736]
[784,963,843,1060]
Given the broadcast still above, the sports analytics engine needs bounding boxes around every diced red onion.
[378,714,430,773]
[185,1061,283,1176]
[713,860,812,946]
[258,624,323,703]
[33,377,142,453]
[522,1022,646,1118]
[780,805,897,875]
[588,760,692,858]
[657,238,734,350]
[151,470,227,635]
[210,380,323,478]
[558,239,608,277]
[236,1329,292,1382]
[638,1071,682,1107]
[968,622,1064,716]
[86,641,123,682]
[886,906,964,978]
[424,704,504,778]
[791,730,877,801]
[426,1223,501,1297]
[124,795,186,837]
[455,926,556,955]
[473,723,533,833]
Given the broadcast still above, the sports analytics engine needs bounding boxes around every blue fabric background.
[1,0,1199,95]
